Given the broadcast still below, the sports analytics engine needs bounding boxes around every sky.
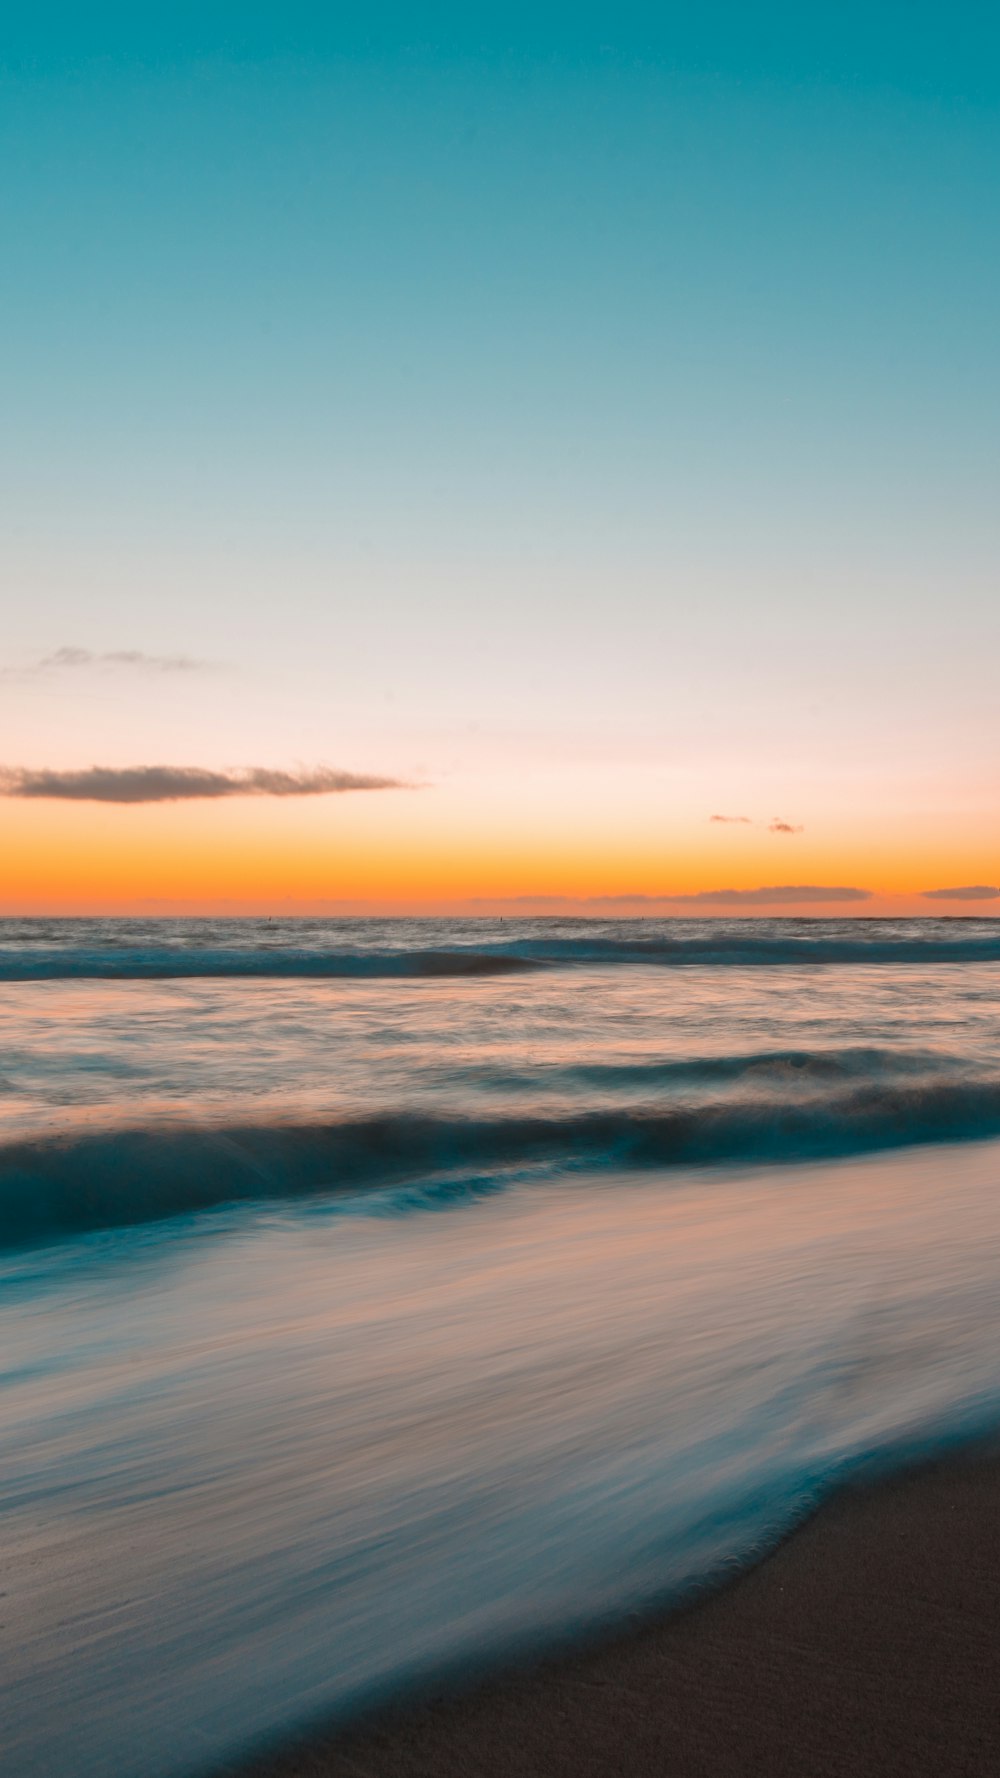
[2,4,998,913]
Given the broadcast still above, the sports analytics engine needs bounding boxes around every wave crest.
[5,1071,1000,1248]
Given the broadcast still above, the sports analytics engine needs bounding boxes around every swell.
[5,1074,1000,1247]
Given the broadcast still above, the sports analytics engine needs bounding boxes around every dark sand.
[233,1446,1000,1778]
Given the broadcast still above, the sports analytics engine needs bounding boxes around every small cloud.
[708,814,804,833]
[2,647,212,679]
[38,647,208,673]
[663,885,869,905]
[469,886,870,907]
[0,765,412,803]
[585,894,658,905]
[921,885,1000,901]
[37,647,94,669]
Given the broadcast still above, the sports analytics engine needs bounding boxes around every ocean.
[3,916,1000,1775]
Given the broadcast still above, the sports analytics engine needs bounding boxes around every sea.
[3,915,1000,1776]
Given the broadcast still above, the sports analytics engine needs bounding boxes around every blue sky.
[2,5,998,907]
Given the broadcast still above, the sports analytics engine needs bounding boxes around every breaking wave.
[6,1061,1000,1247]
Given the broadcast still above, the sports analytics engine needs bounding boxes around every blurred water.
[2,919,1000,1775]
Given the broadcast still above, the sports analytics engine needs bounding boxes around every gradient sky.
[3,4,998,912]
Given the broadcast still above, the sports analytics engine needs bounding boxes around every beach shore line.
[229,1442,1000,1778]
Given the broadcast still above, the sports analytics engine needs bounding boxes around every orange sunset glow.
[2,781,995,915]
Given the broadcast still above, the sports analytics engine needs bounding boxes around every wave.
[5,1070,1000,1247]
[556,1045,962,1089]
[3,930,1000,980]
[0,946,543,981]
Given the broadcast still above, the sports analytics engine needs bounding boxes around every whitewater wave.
[5,1068,1000,1247]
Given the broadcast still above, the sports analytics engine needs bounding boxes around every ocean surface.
[3,916,1000,1775]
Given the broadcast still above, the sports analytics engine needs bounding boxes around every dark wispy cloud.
[663,885,866,904]
[472,885,871,907]
[0,766,411,803]
[921,885,1000,901]
[709,813,752,825]
[582,895,660,904]
[33,647,209,673]
[769,819,804,835]
[602,885,866,905]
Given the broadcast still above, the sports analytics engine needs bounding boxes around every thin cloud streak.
[922,885,1000,901]
[35,647,209,673]
[473,886,872,907]
[597,886,867,905]
[708,815,804,833]
[0,766,412,803]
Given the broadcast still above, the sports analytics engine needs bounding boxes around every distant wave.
[4,932,1000,980]
[0,946,543,981]
[5,1066,1000,1247]
[555,1045,963,1089]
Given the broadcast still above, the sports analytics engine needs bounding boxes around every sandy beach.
[234,1444,1000,1778]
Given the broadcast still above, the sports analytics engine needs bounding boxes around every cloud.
[0,765,411,803]
[708,814,804,833]
[583,894,659,904]
[33,647,208,673]
[921,885,1000,901]
[471,886,871,907]
[617,885,868,905]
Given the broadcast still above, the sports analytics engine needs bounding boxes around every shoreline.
[229,1441,1000,1778]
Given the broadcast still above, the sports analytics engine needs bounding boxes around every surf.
[3,914,1000,979]
[5,1056,1000,1247]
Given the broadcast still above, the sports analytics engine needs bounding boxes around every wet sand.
[232,1444,1000,1778]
